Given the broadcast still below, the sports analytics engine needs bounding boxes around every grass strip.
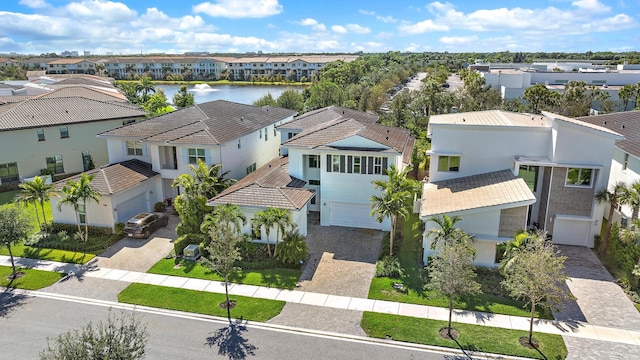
[0,266,65,290]
[0,244,94,264]
[118,283,285,322]
[361,312,567,360]
[148,258,300,290]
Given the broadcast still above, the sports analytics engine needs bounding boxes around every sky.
[0,0,638,55]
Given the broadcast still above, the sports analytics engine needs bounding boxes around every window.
[287,132,295,139]
[37,129,45,141]
[0,162,19,183]
[46,155,64,174]
[259,129,262,139]
[187,148,206,164]
[308,155,320,168]
[246,163,256,174]
[623,153,630,170]
[373,157,383,175]
[238,139,241,149]
[621,217,629,228]
[126,140,143,156]
[82,151,93,171]
[264,127,268,141]
[437,156,460,172]
[566,168,593,187]
[309,179,320,185]
[518,165,539,192]
[332,155,341,172]
[274,127,277,137]
[353,156,361,173]
[59,126,69,138]
[310,196,316,205]
[78,204,86,224]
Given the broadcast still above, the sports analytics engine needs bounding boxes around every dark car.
[123,212,169,239]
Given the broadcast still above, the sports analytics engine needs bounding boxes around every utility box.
[183,244,200,261]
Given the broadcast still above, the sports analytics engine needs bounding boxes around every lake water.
[156,84,301,105]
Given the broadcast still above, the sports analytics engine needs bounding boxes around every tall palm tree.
[595,181,628,254]
[267,207,293,258]
[135,76,155,102]
[370,165,418,256]
[58,174,101,242]
[426,214,464,250]
[252,209,274,258]
[201,203,246,235]
[16,176,55,233]
[191,160,236,199]
[621,181,640,223]
[57,186,82,238]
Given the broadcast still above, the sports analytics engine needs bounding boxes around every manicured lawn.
[118,283,285,322]
[0,266,65,290]
[148,258,300,290]
[0,244,94,264]
[369,215,552,319]
[361,312,567,360]
[0,190,20,204]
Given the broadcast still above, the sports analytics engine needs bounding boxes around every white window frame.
[332,155,340,172]
[126,140,143,156]
[565,168,593,188]
[187,148,206,165]
[373,157,382,175]
[353,156,361,173]
[437,156,460,172]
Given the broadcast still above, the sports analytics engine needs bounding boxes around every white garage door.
[552,218,591,246]
[117,193,148,223]
[329,202,382,229]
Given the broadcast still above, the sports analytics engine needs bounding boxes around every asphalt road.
[0,291,469,360]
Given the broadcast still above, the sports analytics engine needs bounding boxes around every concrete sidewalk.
[2,255,640,347]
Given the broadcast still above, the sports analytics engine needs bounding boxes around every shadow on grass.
[0,289,28,317]
[205,317,257,360]
[178,259,198,274]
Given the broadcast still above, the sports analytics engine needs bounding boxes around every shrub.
[153,202,165,212]
[173,233,207,257]
[277,229,308,265]
[375,255,404,278]
[49,222,112,236]
[114,222,125,237]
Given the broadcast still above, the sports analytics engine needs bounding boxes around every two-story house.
[279,106,415,230]
[93,100,297,223]
[421,110,622,266]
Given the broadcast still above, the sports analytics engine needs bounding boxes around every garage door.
[552,218,591,246]
[117,193,148,223]
[329,202,382,229]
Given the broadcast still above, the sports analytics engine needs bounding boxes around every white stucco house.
[51,159,162,230]
[421,110,622,267]
[98,100,297,207]
[578,110,640,227]
[278,106,415,230]
[208,156,315,242]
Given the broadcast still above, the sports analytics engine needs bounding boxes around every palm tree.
[370,165,417,256]
[135,76,155,102]
[191,160,235,199]
[426,214,464,250]
[595,181,628,254]
[499,230,531,271]
[16,176,55,233]
[201,203,246,235]
[252,207,293,258]
[58,174,101,242]
[252,209,274,258]
[621,181,640,223]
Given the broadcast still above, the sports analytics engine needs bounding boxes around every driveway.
[553,245,640,359]
[268,213,383,335]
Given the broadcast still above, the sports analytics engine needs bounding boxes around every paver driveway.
[268,213,383,335]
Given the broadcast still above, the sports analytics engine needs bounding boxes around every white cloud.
[399,19,448,34]
[572,0,611,12]
[358,9,397,23]
[65,1,136,22]
[19,0,48,8]
[297,18,326,31]
[440,35,478,44]
[346,24,370,34]
[331,25,347,34]
[193,0,282,19]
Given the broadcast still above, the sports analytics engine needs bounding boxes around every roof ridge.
[100,166,114,195]
[278,187,296,208]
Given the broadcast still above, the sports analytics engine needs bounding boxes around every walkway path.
[2,254,640,348]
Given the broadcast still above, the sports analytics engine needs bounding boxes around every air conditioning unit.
[183,244,200,261]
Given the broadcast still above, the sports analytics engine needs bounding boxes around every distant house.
[50,159,162,229]
[421,110,622,266]
[0,86,145,186]
[279,106,415,230]
[578,110,640,227]
[209,156,314,241]
[98,100,297,204]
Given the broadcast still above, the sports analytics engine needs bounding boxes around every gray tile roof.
[420,169,536,217]
[282,107,413,157]
[36,86,129,102]
[209,156,314,210]
[577,111,640,157]
[54,159,159,195]
[278,105,378,130]
[99,100,297,145]
[0,95,145,131]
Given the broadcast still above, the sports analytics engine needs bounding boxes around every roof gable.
[327,134,391,150]
[54,159,158,195]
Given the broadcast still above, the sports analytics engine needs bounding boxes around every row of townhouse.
[2,55,359,81]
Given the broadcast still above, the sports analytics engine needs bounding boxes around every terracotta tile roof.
[209,156,313,210]
[420,169,536,217]
[54,159,158,195]
[577,111,640,157]
[99,100,297,145]
[0,96,145,131]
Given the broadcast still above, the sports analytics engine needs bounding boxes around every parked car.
[123,212,169,239]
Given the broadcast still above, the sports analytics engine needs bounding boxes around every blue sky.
[0,0,638,55]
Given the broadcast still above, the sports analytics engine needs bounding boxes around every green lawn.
[361,312,567,360]
[0,190,20,204]
[0,266,65,290]
[0,244,94,264]
[148,258,300,290]
[0,190,53,233]
[369,215,552,319]
[118,283,285,322]
[635,303,640,313]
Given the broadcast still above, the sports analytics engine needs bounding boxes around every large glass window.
[46,155,64,174]
[437,156,460,172]
[126,140,143,156]
[187,148,206,164]
[519,165,539,192]
[0,162,19,183]
[332,155,340,172]
[308,155,320,168]
[566,168,593,187]
[373,157,383,174]
[78,204,86,224]
[246,163,256,174]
